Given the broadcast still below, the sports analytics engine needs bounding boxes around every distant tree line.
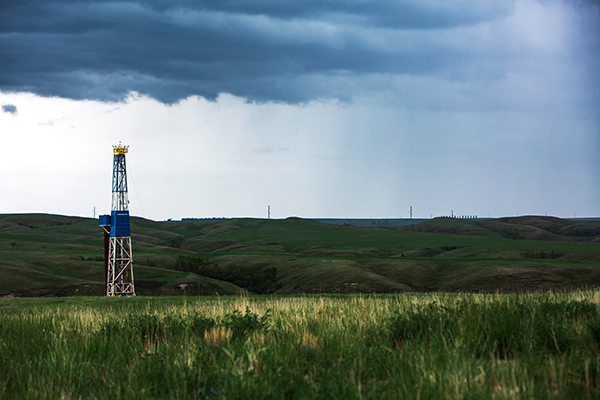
[439,215,478,219]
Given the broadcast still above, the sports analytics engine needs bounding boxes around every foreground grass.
[1,292,600,399]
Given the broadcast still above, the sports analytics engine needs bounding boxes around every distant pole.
[268,205,271,220]
[93,206,96,219]
[410,206,413,220]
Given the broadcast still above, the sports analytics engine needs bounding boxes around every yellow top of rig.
[113,143,129,155]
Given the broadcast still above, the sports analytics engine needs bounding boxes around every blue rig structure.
[99,143,135,296]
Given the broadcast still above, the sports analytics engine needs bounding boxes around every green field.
[0,213,599,297]
[2,292,600,399]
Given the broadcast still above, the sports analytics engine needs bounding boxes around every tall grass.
[1,292,600,399]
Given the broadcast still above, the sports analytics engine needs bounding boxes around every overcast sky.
[1,0,599,220]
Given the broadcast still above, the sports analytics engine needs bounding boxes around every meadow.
[2,291,600,399]
[1,214,599,297]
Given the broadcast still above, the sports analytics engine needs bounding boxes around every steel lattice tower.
[99,143,135,296]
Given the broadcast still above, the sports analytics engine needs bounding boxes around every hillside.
[1,214,599,296]
[405,216,600,242]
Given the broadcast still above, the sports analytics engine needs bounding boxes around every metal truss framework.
[112,153,128,212]
[103,143,135,296]
[106,235,135,296]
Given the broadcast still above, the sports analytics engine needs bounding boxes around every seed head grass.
[1,292,600,398]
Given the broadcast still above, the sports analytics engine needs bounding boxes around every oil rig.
[98,143,135,296]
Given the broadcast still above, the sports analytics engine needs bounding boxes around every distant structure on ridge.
[98,143,135,296]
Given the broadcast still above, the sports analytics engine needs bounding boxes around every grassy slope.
[1,214,599,296]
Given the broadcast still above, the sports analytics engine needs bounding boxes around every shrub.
[175,255,279,294]
[168,235,186,248]
[501,230,524,239]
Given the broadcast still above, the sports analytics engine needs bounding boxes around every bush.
[176,255,209,272]
[175,255,279,294]
[501,230,524,239]
[168,235,186,248]
[525,250,564,259]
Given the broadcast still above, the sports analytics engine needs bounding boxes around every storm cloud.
[0,0,599,220]
[2,0,597,106]
[1,104,17,115]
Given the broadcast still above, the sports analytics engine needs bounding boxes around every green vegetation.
[1,292,600,398]
[175,255,279,294]
[0,213,599,297]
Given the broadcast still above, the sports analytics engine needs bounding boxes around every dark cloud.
[0,0,597,105]
[0,0,520,104]
[2,104,17,115]
[148,0,515,29]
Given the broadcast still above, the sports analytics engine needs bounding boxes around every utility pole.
[268,205,271,220]
[410,206,413,220]
[98,143,135,296]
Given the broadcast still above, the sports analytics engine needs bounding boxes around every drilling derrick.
[99,143,135,296]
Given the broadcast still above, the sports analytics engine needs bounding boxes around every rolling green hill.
[1,214,599,296]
